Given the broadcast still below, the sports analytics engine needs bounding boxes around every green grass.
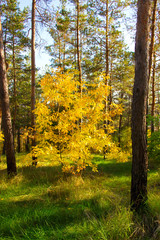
[0,154,160,239]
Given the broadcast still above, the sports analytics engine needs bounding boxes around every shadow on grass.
[0,193,112,239]
[1,155,160,239]
[0,158,131,188]
[0,168,7,176]
[97,161,132,177]
[0,165,63,187]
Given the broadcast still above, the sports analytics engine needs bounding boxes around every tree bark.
[118,114,122,148]
[12,35,17,141]
[76,0,82,130]
[17,128,21,153]
[25,135,30,153]
[109,57,112,108]
[151,52,156,133]
[63,33,66,71]
[148,0,157,82]
[0,15,16,176]
[104,0,109,133]
[131,0,151,211]
[58,32,62,68]
[146,0,157,130]
[103,0,109,160]
[76,0,82,97]
[118,91,123,148]
[105,0,109,81]
[31,0,37,165]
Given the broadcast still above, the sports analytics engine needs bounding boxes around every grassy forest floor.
[0,154,160,240]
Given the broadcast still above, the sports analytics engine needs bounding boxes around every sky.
[19,0,53,74]
[19,0,135,74]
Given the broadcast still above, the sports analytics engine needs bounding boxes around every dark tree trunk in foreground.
[0,15,16,176]
[131,0,151,211]
[31,0,37,166]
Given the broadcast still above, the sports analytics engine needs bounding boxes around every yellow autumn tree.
[33,69,122,174]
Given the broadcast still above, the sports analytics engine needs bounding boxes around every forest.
[0,0,160,239]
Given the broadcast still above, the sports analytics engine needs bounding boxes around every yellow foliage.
[33,69,122,173]
[116,151,130,163]
[105,143,130,163]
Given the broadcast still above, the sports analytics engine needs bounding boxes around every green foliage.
[147,115,160,129]
[148,130,160,162]
[1,0,31,148]
[120,127,132,153]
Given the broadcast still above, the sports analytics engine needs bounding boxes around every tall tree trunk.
[76,0,82,96]
[3,21,7,60]
[103,0,109,160]
[31,0,37,166]
[146,0,157,133]
[118,92,123,148]
[58,33,62,68]
[151,52,156,133]
[109,57,112,107]
[12,35,17,141]
[2,115,5,155]
[131,0,151,211]
[17,128,21,153]
[148,0,157,82]
[104,0,109,133]
[128,95,132,127]
[0,15,16,176]
[118,114,122,148]
[76,0,82,130]
[158,83,160,131]
[63,33,66,71]
[105,0,109,81]
[25,135,30,153]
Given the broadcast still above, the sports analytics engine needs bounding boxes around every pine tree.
[0,13,16,176]
[131,0,151,211]
[2,0,29,146]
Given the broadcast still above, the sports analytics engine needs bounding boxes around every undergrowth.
[0,154,160,239]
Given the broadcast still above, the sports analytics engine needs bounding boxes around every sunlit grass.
[0,153,160,239]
